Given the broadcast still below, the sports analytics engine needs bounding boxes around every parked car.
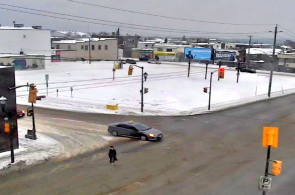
[17,110,25,118]
[139,56,150,61]
[108,121,163,141]
[237,67,256,73]
[125,59,137,64]
[148,59,161,64]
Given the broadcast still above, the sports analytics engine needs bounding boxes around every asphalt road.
[1,94,295,195]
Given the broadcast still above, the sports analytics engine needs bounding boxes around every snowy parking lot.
[15,61,295,115]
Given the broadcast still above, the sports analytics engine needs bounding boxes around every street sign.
[45,74,49,81]
[258,176,272,191]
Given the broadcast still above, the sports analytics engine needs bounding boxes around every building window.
[81,45,84,50]
[157,48,163,51]
[85,45,88,50]
[166,49,173,52]
[92,45,95,50]
[68,45,71,50]
[56,45,60,49]
[105,45,108,50]
[98,45,101,50]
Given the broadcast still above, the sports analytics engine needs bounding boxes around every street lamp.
[144,72,148,82]
[0,96,7,113]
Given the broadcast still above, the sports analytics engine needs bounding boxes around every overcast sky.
[0,0,294,41]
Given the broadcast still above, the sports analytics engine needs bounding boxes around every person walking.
[108,146,117,165]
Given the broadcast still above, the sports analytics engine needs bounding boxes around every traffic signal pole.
[208,72,213,110]
[10,124,14,163]
[141,67,144,112]
[263,146,271,195]
[188,60,191,77]
[131,65,144,112]
[205,63,208,80]
[31,102,37,139]
[237,62,240,83]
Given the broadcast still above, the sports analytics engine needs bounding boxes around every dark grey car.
[108,121,163,141]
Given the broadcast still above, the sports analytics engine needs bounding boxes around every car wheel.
[112,131,118,136]
[140,135,148,141]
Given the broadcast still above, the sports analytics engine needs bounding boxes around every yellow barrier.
[106,104,118,110]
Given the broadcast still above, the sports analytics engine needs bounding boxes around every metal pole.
[237,62,240,83]
[218,61,221,81]
[141,67,144,112]
[208,72,213,110]
[188,60,191,77]
[248,35,252,68]
[32,102,36,139]
[57,89,58,97]
[205,63,208,79]
[10,123,14,163]
[263,146,271,195]
[268,25,278,97]
[89,37,91,64]
[113,69,115,80]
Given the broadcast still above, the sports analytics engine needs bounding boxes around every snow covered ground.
[15,61,295,116]
[0,128,60,174]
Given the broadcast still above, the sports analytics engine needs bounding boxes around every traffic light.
[27,108,33,116]
[262,127,279,148]
[272,160,282,176]
[128,66,133,76]
[203,87,208,93]
[144,88,149,94]
[218,68,225,79]
[28,84,38,103]
[4,123,10,134]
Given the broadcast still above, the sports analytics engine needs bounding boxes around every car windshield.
[134,124,151,131]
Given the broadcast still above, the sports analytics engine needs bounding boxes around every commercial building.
[0,54,45,69]
[92,35,140,57]
[153,44,191,61]
[277,53,295,73]
[52,38,118,61]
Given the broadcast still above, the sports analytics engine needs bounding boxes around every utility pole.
[88,36,91,64]
[188,60,191,77]
[247,35,252,68]
[237,61,240,83]
[268,25,278,97]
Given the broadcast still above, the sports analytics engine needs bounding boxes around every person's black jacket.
[109,148,117,157]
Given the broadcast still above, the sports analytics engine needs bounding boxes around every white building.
[137,42,155,49]
[0,26,51,57]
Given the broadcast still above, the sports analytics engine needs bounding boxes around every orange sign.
[262,127,279,148]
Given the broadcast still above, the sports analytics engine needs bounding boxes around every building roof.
[0,26,34,30]
[52,40,76,44]
[138,42,156,44]
[52,38,117,44]
[153,44,191,48]
[247,48,282,55]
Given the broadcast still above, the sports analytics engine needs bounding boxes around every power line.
[66,0,274,26]
[0,3,267,35]
[0,5,270,36]
[278,25,295,37]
